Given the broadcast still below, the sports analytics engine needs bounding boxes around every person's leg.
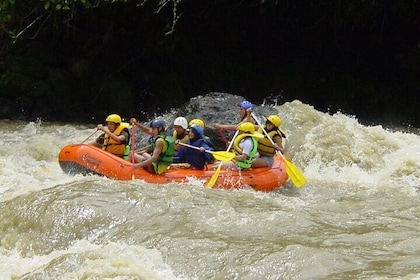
[133,152,151,163]
[220,161,241,171]
[251,158,268,168]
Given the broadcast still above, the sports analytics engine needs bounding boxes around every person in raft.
[129,118,175,174]
[172,117,189,155]
[173,124,214,170]
[251,114,286,168]
[214,100,255,132]
[90,114,130,159]
[189,118,214,149]
[220,122,263,171]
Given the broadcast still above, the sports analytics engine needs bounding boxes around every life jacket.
[232,134,258,169]
[103,122,130,158]
[204,135,214,149]
[151,134,175,174]
[181,138,213,170]
[257,129,280,157]
[173,130,189,152]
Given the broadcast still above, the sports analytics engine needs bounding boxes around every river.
[1,100,419,279]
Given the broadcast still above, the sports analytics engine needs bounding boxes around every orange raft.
[58,144,289,191]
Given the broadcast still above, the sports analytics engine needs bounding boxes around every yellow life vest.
[173,130,189,151]
[232,134,258,169]
[256,129,280,157]
[103,122,129,157]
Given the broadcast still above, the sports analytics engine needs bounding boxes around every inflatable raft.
[58,144,289,191]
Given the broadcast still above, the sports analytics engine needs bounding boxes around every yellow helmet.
[238,122,255,133]
[266,115,282,127]
[105,114,122,124]
[188,118,205,129]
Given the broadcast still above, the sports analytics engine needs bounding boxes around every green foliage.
[0,0,418,124]
[0,0,15,23]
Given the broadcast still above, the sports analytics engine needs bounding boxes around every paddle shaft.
[207,130,239,188]
[131,123,136,180]
[177,142,235,161]
[177,142,211,154]
[135,144,151,153]
[81,129,99,144]
[225,130,238,154]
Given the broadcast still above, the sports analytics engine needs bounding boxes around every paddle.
[135,144,151,153]
[251,112,307,188]
[81,129,99,144]
[130,123,136,180]
[177,142,235,161]
[207,130,239,188]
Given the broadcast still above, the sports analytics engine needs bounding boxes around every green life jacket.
[151,134,175,174]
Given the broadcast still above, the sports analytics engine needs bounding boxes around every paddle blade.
[284,158,307,188]
[207,163,222,188]
[209,151,235,161]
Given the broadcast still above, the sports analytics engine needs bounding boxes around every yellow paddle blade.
[207,163,222,188]
[209,151,235,161]
[283,158,307,188]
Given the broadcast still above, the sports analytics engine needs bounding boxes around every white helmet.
[174,117,188,129]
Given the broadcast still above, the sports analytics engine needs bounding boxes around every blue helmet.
[150,119,166,129]
[190,124,203,138]
[238,100,253,110]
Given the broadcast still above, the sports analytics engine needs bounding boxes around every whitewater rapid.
[1,100,419,279]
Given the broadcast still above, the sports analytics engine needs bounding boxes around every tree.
[0,0,184,54]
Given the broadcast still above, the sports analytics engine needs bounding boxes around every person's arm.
[201,142,212,151]
[97,124,126,142]
[200,142,213,160]
[120,130,129,144]
[133,138,164,168]
[214,123,237,131]
[233,152,248,162]
[232,138,252,162]
[272,134,283,152]
[130,118,153,136]
[244,108,254,123]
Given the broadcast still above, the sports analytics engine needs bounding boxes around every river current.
[1,100,419,279]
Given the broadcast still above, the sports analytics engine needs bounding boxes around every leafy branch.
[0,0,184,53]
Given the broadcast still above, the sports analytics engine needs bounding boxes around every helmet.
[188,118,205,129]
[105,114,121,124]
[238,100,253,110]
[238,122,255,133]
[150,119,166,129]
[189,124,203,138]
[174,117,188,129]
[266,115,282,127]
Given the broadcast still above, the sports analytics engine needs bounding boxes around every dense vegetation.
[1,0,419,126]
